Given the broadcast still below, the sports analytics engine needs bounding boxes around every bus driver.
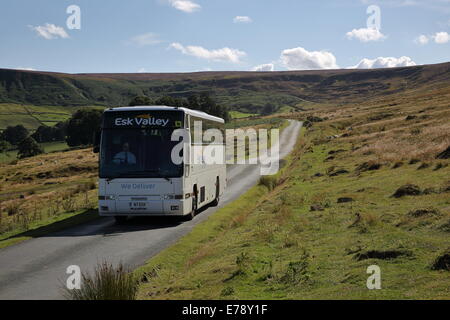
[113,142,136,165]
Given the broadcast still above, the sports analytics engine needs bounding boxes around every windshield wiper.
[130,169,172,181]
[105,173,128,182]
[105,169,167,181]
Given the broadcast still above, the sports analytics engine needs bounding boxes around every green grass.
[225,117,285,129]
[135,185,271,299]
[42,141,69,153]
[0,146,99,248]
[0,141,69,163]
[136,122,450,299]
[63,261,139,300]
[0,103,105,131]
[0,104,73,130]
[229,111,258,119]
[0,208,99,249]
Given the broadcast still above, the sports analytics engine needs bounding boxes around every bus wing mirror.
[93,130,101,153]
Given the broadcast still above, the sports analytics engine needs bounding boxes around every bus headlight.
[99,195,116,200]
[164,194,183,200]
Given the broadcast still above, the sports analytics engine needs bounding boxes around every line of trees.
[31,122,67,143]
[129,93,231,122]
[0,94,228,158]
[0,125,44,159]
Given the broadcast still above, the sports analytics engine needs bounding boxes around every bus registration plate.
[130,202,147,210]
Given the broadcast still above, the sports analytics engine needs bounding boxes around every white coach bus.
[96,106,226,223]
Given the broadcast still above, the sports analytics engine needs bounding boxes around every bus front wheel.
[114,216,128,224]
[185,193,197,221]
[211,178,220,207]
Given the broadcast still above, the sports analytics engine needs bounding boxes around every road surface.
[0,120,302,300]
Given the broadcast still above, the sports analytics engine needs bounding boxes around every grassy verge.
[0,147,100,249]
[0,208,98,249]
[136,103,450,299]
[136,185,271,299]
[135,128,306,299]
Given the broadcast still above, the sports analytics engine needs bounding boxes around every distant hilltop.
[1,61,450,110]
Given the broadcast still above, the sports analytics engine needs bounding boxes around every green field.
[0,104,75,130]
[0,141,69,163]
[229,111,258,119]
[0,103,107,131]
[136,85,450,299]
[137,130,450,299]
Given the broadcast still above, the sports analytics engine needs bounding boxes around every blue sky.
[1,0,449,73]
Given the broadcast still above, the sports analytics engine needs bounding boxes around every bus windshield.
[99,127,183,179]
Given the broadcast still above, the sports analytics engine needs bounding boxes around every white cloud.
[280,47,338,70]
[346,27,386,42]
[361,0,420,7]
[251,63,274,71]
[137,68,148,73]
[233,16,252,23]
[169,0,200,13]
[414,32,450,45]
[415,35,429,45]
[433,31,450,44]
[128,33,161,47]
[360,0,450,12]
[15,67,36,71]
[350,56,417,69]
[29,23,69,40]
[169,42,246,63]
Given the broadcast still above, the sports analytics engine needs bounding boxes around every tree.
[31,125,54,143]
[1,125,29,145]
[17,136,43,159]
[186,93,231,122]
[54,121,68,140]
[262,103,277,115]
[0,140,11,153]
[66,109,103,147]
[31,122,67,143]
[154,96,186,108]
[129,96,152,106]
[134,94,231,123]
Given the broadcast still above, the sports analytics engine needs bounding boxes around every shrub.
[66,109,103,147]
[1,125,29,145]
[280,249,310,284]
[17,137,44,159]
[63,262,138,300]
[6,202,21,216]
[392,184,422,198]
[62,196,76,212]
[431,248,450,271]
[392,161,403,169]
[259,175,278,191]
[355,160,382,172]
[221,286,235,296]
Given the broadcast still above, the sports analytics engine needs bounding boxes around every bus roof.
[105,106,225,123]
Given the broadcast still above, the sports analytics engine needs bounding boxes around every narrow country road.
[0,120,302,300]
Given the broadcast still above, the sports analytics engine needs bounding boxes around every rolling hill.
[0,62,449,299]
[1,62,450,113]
